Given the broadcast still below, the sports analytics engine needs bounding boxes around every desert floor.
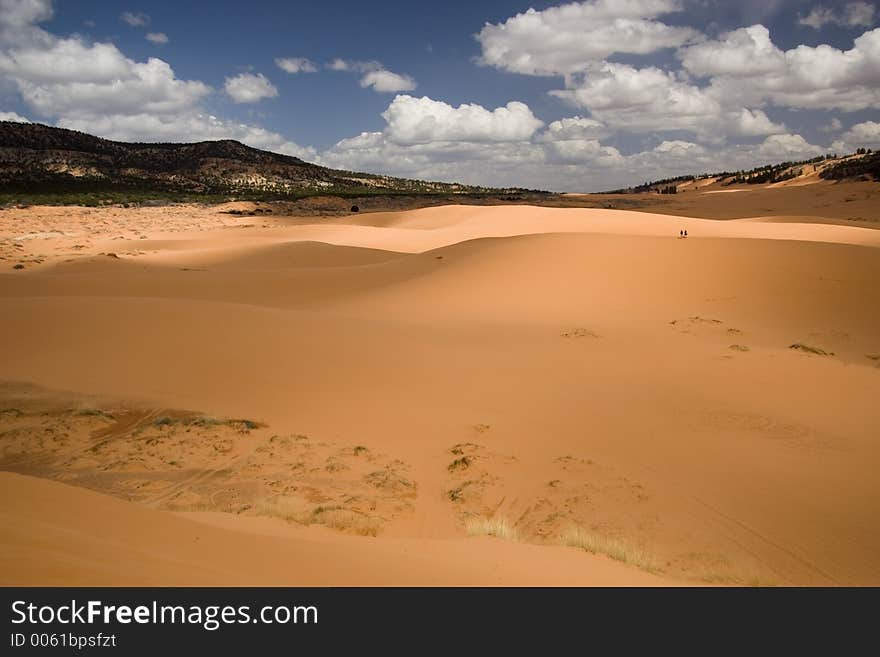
[1,188,879,586]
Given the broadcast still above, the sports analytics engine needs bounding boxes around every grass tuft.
[464,516,517,541]
[561,527,658,573]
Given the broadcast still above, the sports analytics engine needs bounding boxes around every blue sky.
[1,0,879,190]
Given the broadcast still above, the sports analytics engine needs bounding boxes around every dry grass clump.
[72,407,115,420]
[788,343,831,356]
[464,516,517,541]
[561,527,657,573]
[151,414,263,431]
[447,456,472,472]
[254,498,380,536]
[254,497,309,523]
[364,468,416,494]
[561,327,600,339]
[695,572,777,587]
[311,506,381,537]
[447,480,480,502]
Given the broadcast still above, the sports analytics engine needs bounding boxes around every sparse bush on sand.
[151,414,262,430]
[187,416,223,427]
[73,407,115,420]
[229,418,261,431]
[789,343,831,356]
[448,456,472,472]
[255,498,380,536]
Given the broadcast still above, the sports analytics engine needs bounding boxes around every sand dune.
[1,200,879,585]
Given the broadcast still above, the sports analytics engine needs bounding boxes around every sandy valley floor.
[1,188,879,586]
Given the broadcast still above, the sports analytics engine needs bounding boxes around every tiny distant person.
[679,229,683,238]
[684,229,688,238]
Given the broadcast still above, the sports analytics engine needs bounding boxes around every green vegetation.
[607,175,696,194]
[820,151,880,181]
[605,150,877,194]
[0,121,546,207]
[0,189,238,207]
[0,187,550,209]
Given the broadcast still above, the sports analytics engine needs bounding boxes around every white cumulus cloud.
[145,32,168,45]
[476,0,701,75]
[551,62,786,138]
[120,11,149,27]
[224,72,278,104]
[681,25,880,111]
[756,133,824,159]
[831,120,880,151]
[0,39,210,117]
[360,69,416,93]
[380,95,544,144]
[537,116,610,142]
[679,24,784,78]
[0,110,30,122]
[327,59,417,93]
[0,2,312,160]
[275,57,317,74]
[799,2,876,29]
[1,0,53,30]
